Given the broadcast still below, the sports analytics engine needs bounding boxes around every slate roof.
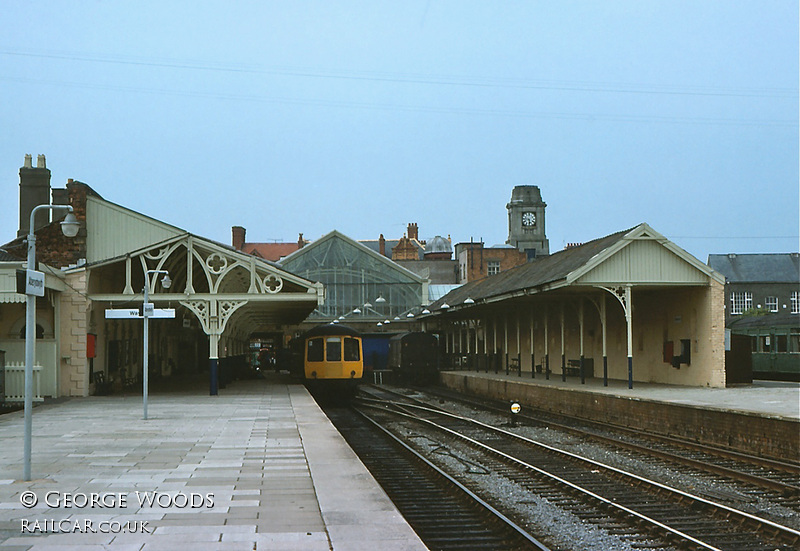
[729,311,799,331]
[429,227,632,308]
[242,242,301,262]
[707,253,800,283]
[0,248,21,262]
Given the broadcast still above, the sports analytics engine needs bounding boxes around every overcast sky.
[2,1,797,262]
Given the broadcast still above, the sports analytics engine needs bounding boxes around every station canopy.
[86,233,323,337]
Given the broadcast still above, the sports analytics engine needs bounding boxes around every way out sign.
[105,306,176,319]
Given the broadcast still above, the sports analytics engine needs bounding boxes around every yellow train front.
[299,324,364,396]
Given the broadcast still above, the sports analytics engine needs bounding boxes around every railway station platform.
[0,376,428,551]
[439,370,800,461]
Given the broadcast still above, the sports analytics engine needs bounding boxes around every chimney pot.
[37,154,46,168]
[24,154,32,168]
[19,153,52,237]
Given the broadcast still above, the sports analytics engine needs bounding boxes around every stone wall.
[59,270,90,397]
[440,372,799,461]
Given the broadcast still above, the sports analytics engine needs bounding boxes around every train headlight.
[311,371,317,379]
[350,370,356,378]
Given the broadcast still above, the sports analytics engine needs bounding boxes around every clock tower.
[506,185,549,258]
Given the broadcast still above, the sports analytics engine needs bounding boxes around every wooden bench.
[566,359,594,378]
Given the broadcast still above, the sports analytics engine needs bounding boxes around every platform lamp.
[375,294,387,316]
[23,205,79,481]
[142,270,171,420]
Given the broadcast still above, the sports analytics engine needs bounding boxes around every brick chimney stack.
[232,226,246,250]
[51,187,69,206]
[407,222,419,241]
[379,234,386,256]
[298,233,305,249]
[19,154,52,237]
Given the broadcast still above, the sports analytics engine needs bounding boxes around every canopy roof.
[427,223,723,314]
[85,232,322,332]
[280,230,429,319]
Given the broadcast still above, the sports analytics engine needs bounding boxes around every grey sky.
[2,1,797,261]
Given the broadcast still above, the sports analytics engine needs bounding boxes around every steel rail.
[365,398,800,548]
[353,407,551,550]
[366,385,800,496]
[428,386,800,474]
[426,387,800,496]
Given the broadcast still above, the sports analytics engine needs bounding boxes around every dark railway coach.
[388,331,439,385]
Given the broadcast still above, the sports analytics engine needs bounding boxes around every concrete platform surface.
[0,380,428,550]
[443,370,800,420]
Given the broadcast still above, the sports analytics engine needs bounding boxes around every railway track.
[356,386,800,550]
[386,384,800,506]
[438,389,800,494]
[322,405,550,550]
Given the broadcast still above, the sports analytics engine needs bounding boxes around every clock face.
[522,212,536,227]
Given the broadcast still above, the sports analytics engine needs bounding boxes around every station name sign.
[16,269,45,297]
[105,305,176,319]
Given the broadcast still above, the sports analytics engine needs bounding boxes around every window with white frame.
[487,261,501,276]
[730,291,752,315]
[765,296,778,312]
[792,291,799,314]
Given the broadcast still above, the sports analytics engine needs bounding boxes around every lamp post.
[24,205,79,481]
[142,270,170,420]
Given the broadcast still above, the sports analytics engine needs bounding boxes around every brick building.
[231,226,307,261]
[707,253,800,324]
[708,253,800,381]
[455,185,550,283]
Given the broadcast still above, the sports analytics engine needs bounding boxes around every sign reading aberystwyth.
[18,269,45,297]
[26,269,46,297]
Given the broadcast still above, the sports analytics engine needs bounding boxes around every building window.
[730,291,752,315]
[765,296,778,312]
[487,261,500,276]
[792,291,800,314]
